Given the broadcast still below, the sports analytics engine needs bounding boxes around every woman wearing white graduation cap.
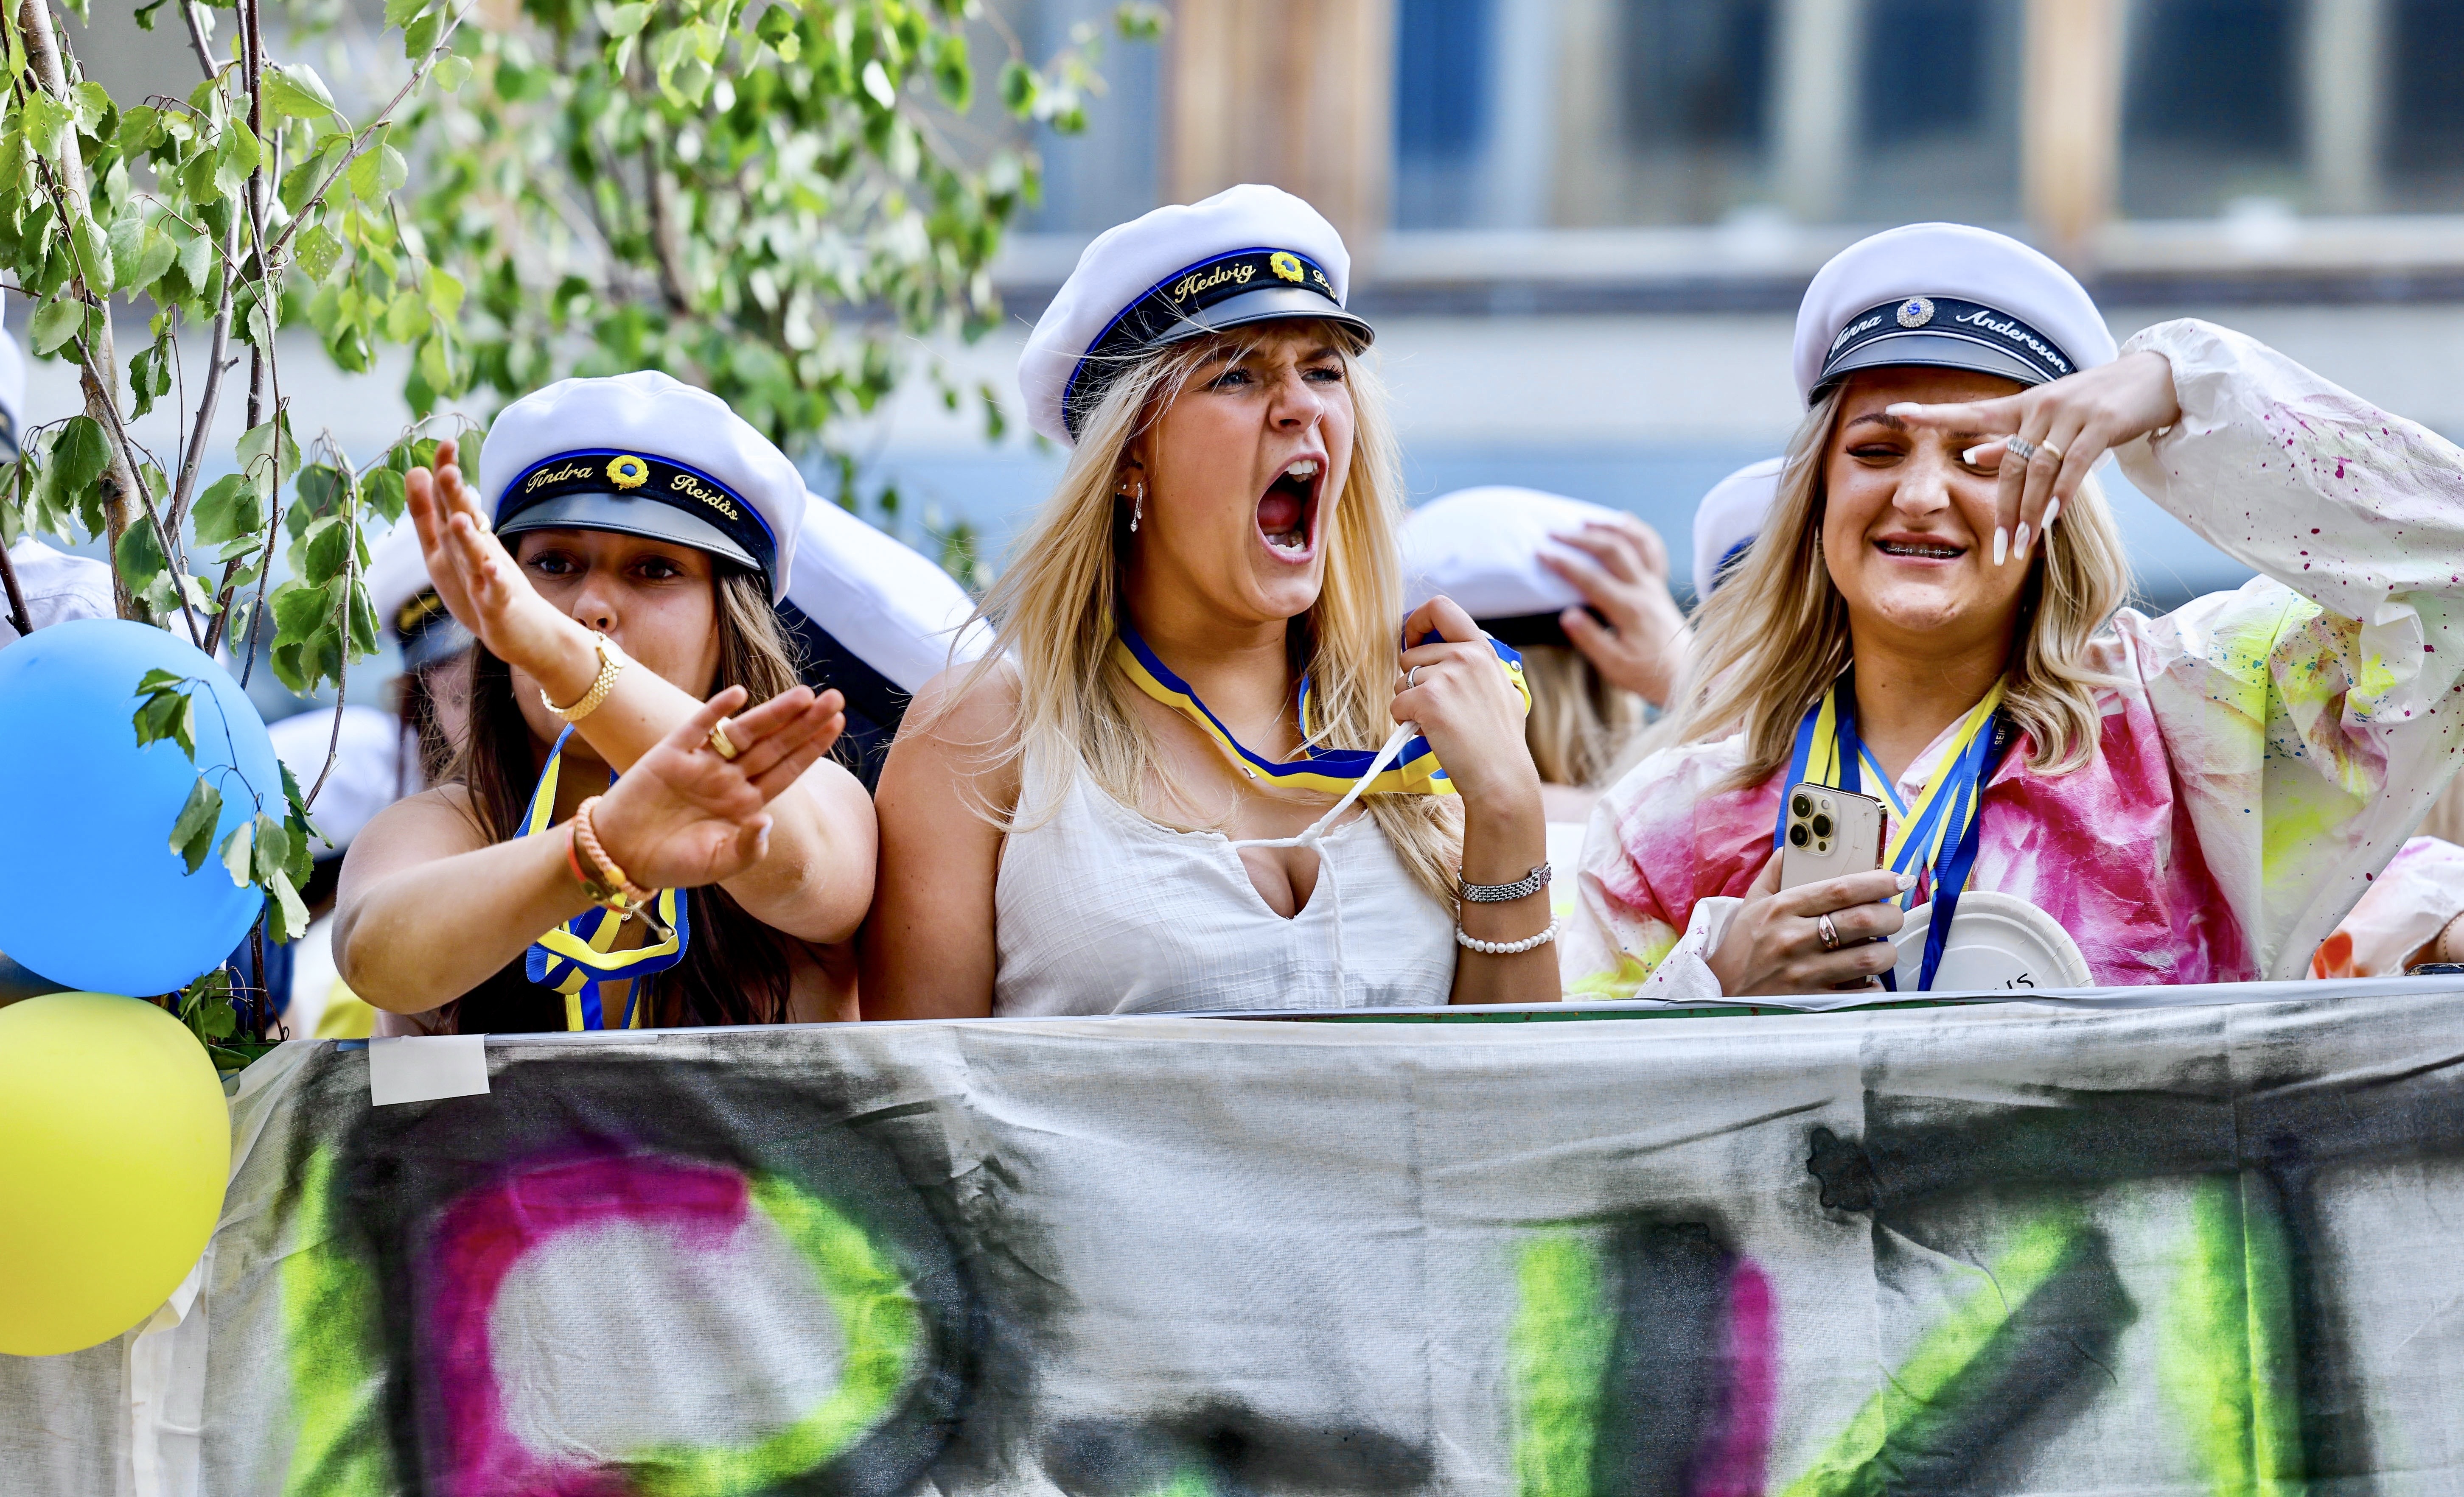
[334,373,875,1032]
[1570,222,2464,1001]
[867,185,1557,1016]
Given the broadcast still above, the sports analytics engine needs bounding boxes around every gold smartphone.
[1779,783,1887,891]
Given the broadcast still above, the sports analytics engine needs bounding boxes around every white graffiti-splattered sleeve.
[2111,318,2464,979]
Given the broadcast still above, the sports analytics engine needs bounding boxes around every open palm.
[586,684,846,892]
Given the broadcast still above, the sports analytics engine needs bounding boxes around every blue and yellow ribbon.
[1112,621,1529,797]
[1778,669,2011,991]
[516,725,689,1030]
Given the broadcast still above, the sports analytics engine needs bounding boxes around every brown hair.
[440,567,808,1031]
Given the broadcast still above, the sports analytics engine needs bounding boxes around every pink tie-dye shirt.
[1568,318,2464,998]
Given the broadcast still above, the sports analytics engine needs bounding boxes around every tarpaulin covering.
[14,986,2464,1495]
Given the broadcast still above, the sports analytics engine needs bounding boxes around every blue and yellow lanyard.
[516,725,690,1030]
[1112,621,1530,797]
[1777,670,2013,992]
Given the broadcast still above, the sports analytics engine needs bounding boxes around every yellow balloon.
[0,993,230,1356]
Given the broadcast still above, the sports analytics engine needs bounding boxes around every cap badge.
[1896,297,1935,329]
[1269,251,1305,283]
[606,454,650,490]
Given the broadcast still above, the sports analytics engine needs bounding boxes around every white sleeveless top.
[993,753,1457,1016]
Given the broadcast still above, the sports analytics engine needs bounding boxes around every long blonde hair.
[1520,644,1644,786]
[1670,383,2131,784]
[924,321,1463,900]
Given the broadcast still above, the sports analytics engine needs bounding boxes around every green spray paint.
[2160,1176,2304,1497]
[279,1144,393,1497]
[1510,1231,1615,1497]
[628,1173,923,1496]
[1779,1213,2088,1497]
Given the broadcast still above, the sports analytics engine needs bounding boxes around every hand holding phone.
[1779,783,1887,890]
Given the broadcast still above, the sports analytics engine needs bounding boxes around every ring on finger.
[708,717,741,761]
[1816,912,1842,952]
[2004,435,2039,462]
[1405,665,1422,690]
[2034,437,2065,462]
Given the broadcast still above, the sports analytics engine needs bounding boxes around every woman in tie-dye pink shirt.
[1570,302,2464,1001]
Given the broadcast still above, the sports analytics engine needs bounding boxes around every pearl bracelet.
[1455,917,1560,956]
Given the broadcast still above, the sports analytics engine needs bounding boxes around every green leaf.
[264,64,341,120]
[70,215,113,293]
[132,224,179,293]
[383,0,426,26]
[294,221,345,282]
[220,817,254,888]
[271,579,333,642]
[177,228,215,291]
[238,414,299,495]
[403,8,440,58]
[300,514,351,585]
[998,59,1036,114]
[432,53,473,92]
[133,686,197,759]
[44,415,107,501]
[360,465,406,522]
[346,143,409,203]
[192,473,264,547]
[603,3,650,38]
[424,266,465,317]
[170,775,223,873]
[28,296,84,355]
[23,93,66,159]
[266,867,310,944]
[115,517,170,597]
[384,286,426,342]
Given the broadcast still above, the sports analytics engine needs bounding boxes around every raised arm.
[408,442,876,943]
[858,664,1018,1019]
[1903,321,2464,977]
[334,689,840,1013]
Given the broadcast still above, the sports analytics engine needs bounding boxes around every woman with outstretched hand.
[865,186,1558,1017]
[334,374,876,1031]
[1570,223,2464,1000]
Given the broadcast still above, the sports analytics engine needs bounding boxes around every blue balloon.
[0,619,278,994]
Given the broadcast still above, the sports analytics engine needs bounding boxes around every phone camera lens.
[1811,814,1833,838]
[1788,825,1809,847]
[1791,793,1812,817]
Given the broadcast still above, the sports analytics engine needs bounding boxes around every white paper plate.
[1892,890,2092,993]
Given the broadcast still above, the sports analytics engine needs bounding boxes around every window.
[1853,0,2023,222]
[1394,0,1497,227]
[2120,0,2302,216]
[2384,0,2464,209]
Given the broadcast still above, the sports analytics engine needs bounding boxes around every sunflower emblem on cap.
[606,454,650,490]
[1269,251,1305,283]
[1896,297,1935,329]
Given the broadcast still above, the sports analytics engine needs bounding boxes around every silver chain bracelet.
[1458,862,1550,903]
[1455,917,1561,956]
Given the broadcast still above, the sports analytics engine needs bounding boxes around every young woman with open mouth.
[863,187,1560,1017]
[1569,222,2464,1001]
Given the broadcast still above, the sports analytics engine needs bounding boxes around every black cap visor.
[1817,330,2045,396]
[495,490,761,574]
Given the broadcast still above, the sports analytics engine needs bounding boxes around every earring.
[1119,478,1144,533]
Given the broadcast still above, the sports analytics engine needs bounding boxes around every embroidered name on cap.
[524,460,600,493]
[1819,294,2078,389]
[1172,262,1257,302]
[1063,246,1350,437]
[670,472,741,521]
[498,448,777,588]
